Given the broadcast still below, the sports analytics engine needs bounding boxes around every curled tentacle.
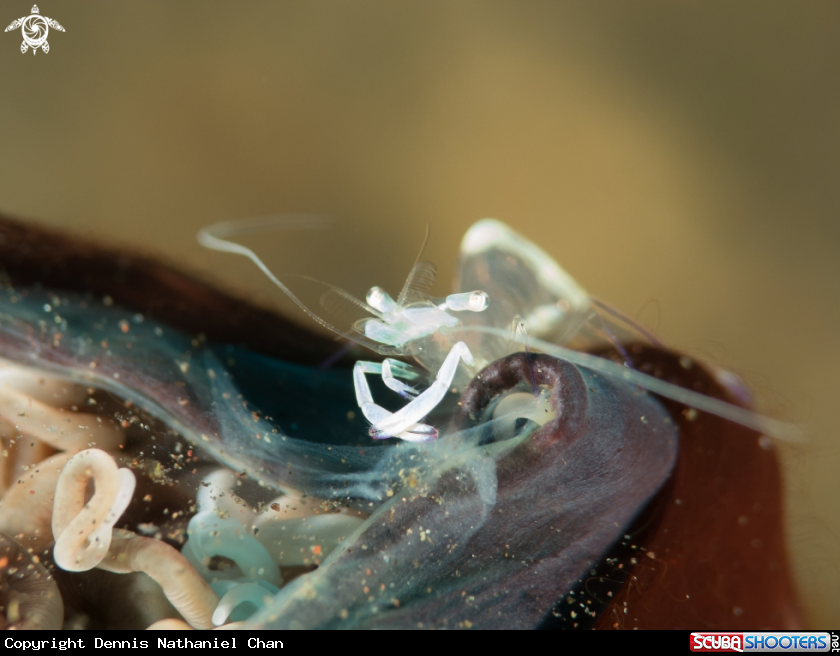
[182,468,281,587]
[99,529,219,630]
[183,512,280,586]
[52,448,136,571]
[0,376,123,453]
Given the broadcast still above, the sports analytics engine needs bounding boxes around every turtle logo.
[4,5,65,55]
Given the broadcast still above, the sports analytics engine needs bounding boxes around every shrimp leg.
[353,362,437,442]
[356,342,474,441]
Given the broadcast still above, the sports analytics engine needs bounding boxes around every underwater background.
[0,0,837,626]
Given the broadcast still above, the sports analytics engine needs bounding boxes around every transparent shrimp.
[200,218,492,441]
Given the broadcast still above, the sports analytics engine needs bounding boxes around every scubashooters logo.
[4,5,65,54]
[690,632,832,653]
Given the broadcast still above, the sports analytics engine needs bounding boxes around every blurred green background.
[0,0,837,626]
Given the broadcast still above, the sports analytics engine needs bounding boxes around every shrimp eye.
[366,286,396,313]
[443,291,488,312]
[468,291,489,312]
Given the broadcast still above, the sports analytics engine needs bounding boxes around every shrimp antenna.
[198,217,402,356]
[444,324,805,443]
